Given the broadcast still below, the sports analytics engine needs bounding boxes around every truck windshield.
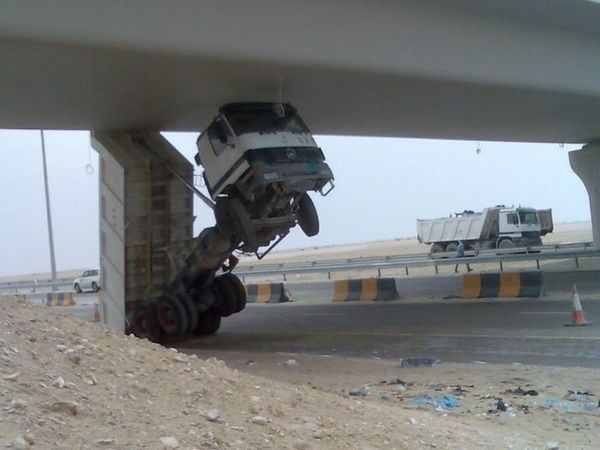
[225,110,309,136]
[518,210,538,225]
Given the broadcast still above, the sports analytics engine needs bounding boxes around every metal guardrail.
[233,242,599,281]
[1,242,597,291]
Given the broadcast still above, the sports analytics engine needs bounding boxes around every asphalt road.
[181,298,600,368]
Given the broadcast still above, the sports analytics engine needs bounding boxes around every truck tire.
[156,295,189,336]
[195,309,221,336]
[498,238,515,249]
[430,243,444,253]
[213,275,238,317]
[446,242,458,253]
[297,193,319,237]
[131,302,162,343]
[177,292,199,334]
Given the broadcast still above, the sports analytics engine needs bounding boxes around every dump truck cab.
[195,102,334,255]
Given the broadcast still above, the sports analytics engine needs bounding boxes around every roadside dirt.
[1,296,598,449]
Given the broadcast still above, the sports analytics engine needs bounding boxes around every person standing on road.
[454,241,472,273]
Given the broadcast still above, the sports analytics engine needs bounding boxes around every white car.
[73,269,101,293]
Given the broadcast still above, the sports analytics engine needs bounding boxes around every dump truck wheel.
[156,296,189,336]
[446,242,457,253]
[298,193,319,237]
[131,302,162,343]
[227,273,247,313]
[431,243,444,253]
[213,275,238,317]
[498,238,515,249]
[177,292,199,333]
[195,309,221,336]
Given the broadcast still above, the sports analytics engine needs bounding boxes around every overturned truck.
[93,103,333,342]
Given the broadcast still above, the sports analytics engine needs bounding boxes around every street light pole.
[41,130,58,291]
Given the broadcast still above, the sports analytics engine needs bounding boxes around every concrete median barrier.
[333,278,399,302]
[462,271,543,299]
[245,283,291,303]
[45,292,76,306]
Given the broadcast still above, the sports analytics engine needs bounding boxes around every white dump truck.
[130,102,334,342]
[417,206,553,253]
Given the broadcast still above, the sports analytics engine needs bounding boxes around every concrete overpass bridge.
[1,0,599,331]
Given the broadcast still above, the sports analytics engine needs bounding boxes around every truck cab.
[195,102,334,254]
[497,207,543,247]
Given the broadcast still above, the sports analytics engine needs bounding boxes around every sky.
[0,129,587,277]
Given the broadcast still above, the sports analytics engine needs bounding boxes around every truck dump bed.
[537,209,553,236]
[417,208,500,244]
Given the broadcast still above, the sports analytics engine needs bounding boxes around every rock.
[159,436,179,448]
[65,350,81,364]
[45,401,79,416]
[56,344,69,352]
[250,395,261,403]
[10,399,27,410]
[546,443,560,450]
[349,385,369,397]
[312,430,323,439]
[206,409,220,422]
[284,359,299,366]
[1,372,20,381]
[9,437,30,450]
[409,418,419,425]
[52,377,65,388]
[250,415,268,426]
[96,439,116,445]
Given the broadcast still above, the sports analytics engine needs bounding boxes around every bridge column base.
[570,142,600,247]
[91,132,194,332]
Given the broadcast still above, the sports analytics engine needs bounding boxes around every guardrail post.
[499,261,503,272]
[327,271,332,280]
[536,259,540,270]
[405,266,409,276]
[283,273,287,281]
[377,268,382,278]
[575,257,580,269]
[434,264,438,275]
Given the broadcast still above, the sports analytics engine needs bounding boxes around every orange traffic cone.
[565,284,591,327]
[92,299,101,322]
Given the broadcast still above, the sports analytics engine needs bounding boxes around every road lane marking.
[519,312,566,315]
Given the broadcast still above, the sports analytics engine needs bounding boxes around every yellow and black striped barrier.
[333,278,399,302]
[45,292,76,306]
[245,283,291,303]
[462,271,543,299]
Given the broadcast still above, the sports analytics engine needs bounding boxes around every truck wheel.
[498,239,515,249]
[177,292,199,333]
[220,273,247,313]
[195,309,221,336]
[213,275,238,317]
[446,242,457,253]
[131,302,162,343]
[229,198,258,251]
[431,243,444,253]
[156,295,189,336]
[92,282,100,292]
[74,283,82,293]
[297,193,319,237]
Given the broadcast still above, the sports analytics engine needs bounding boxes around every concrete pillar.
[92,132,194,332]
[569,141,600,247]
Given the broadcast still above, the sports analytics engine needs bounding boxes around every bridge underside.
[1,0,599,142]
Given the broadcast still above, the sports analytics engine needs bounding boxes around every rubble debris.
[506,386,539,396]
[206,409,220,422]
[409,395,459,409]
[349,385,370,397]
[400,357,440,368]
[159,436,179,448]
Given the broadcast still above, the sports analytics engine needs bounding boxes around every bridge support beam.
[570,142,600,247]
[91,132,194,332]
